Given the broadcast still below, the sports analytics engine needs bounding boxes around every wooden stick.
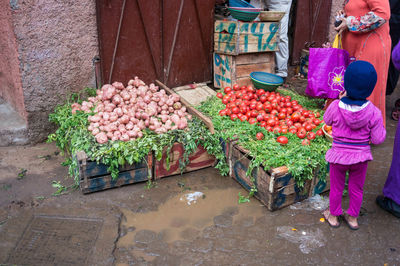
[155,80,215,134]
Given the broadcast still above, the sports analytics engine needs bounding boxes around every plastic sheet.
[289,194,329,211]
[276,226,326,254]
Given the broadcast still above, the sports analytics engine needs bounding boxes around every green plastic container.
[228,7,259,22]
[250,72,283,91]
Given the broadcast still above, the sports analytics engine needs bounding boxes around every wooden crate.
[229,143,329,211]
[76,151,152,194]
[154,143,216,179]
[214,20,280,55]
[214,52,275,89]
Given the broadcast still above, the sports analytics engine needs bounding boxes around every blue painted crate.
[229,143,329,211]
[75,151,152,194]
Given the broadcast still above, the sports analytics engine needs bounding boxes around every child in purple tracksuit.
[322,60,386,230]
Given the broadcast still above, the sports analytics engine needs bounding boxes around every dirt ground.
[1,78,400,265]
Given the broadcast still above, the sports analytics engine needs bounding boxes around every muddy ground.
[1,77,400,265]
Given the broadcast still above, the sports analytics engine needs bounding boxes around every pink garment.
[329,162,369,217]
[324,99,386,165]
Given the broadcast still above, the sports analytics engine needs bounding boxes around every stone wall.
[328,0,343,43]
[9,0,99,143]
[0,0,26,120]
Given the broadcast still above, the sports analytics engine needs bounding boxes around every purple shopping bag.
[306,47,350,99]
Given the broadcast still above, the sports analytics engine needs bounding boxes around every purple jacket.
[324,100,386,165]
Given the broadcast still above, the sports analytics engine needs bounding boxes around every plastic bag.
[306,34,350,99]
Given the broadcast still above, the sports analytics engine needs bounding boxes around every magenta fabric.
[383,120,400,205]
[306,48,350,99]
[329,161,369,217]
[392,41,400,70]
[324,100,386,165]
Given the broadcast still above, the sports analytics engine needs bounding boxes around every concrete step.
[0,98,29,146]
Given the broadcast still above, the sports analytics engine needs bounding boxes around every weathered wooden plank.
[214,20,278,34]
[172,84,216,107]
[80,168,149,194]
[214,20,279,55]
[235,53,273,65]
[82,160,147,178]
[154,143,216,179]
[236,63,274,78]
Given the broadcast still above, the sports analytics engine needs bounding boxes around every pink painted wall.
[8,0,99,143]
[0,0,26,120]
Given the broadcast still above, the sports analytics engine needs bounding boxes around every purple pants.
[383,120,400,205]
[329,161,369,217]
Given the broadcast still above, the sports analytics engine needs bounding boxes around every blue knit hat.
[341,60,377,106]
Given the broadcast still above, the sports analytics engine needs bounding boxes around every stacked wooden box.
[213,20,279,89]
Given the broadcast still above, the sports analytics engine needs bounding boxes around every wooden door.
[291,0,332,64]
[96,0,214,87]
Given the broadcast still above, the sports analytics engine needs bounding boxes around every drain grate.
[7,215,103,265]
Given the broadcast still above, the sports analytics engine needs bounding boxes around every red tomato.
[307,132,316,140]
[303,111,310,118]
[250,110,258,118]
[222,98,229,105]
[248,118,257,124]
[291,112,301,122]
[315,112,321,118]
[297,127,307,139]
[299,116,306,123]
[291,100,298,105]
[281,128,288,134]
[273,126,282,134]
[294,122,302,128]
[249,102,257,110]
[246,111,252,118]
[260,121,267,127]
[302,139,310,145]
[256,89,265,96]
[289,127,297,134]
[304,124,313,132]
[311,123,317,129]
[230,114,238,121]
[285,102,292,108]
[292,105,300,111]
[276,136,289,145]
[226,109,232,115]
[248,92,254,100]
[232,106,240,114]
[259,95,267,103]
[263,103,272,113]
[241,115,248,121]
[256,114,264,122]
[247,86,255,93]
[239,85,247,91]
[286,120,294,127]
[316,129,324,136]
[256,132,264,140]
[267,118,276,127]
[256,102,263,111]
[233,84,240,91]
[278,112,286,120]
[216,92,223,99]
[271,110,279,117]
[224,87,232,94]
[313,118,321,125]
[219,109,227,116]
[265,125,273,132]
[243,94,250,101]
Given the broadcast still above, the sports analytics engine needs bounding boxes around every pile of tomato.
[216,84,324,145]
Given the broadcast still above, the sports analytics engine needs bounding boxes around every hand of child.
[339,90,347,99]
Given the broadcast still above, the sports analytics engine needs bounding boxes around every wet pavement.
[1,98,400,265]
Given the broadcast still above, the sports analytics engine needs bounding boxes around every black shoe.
[376,195,400,218]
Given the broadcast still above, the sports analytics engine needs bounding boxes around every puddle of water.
[276,225,326,254]
[118,187,264,247]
